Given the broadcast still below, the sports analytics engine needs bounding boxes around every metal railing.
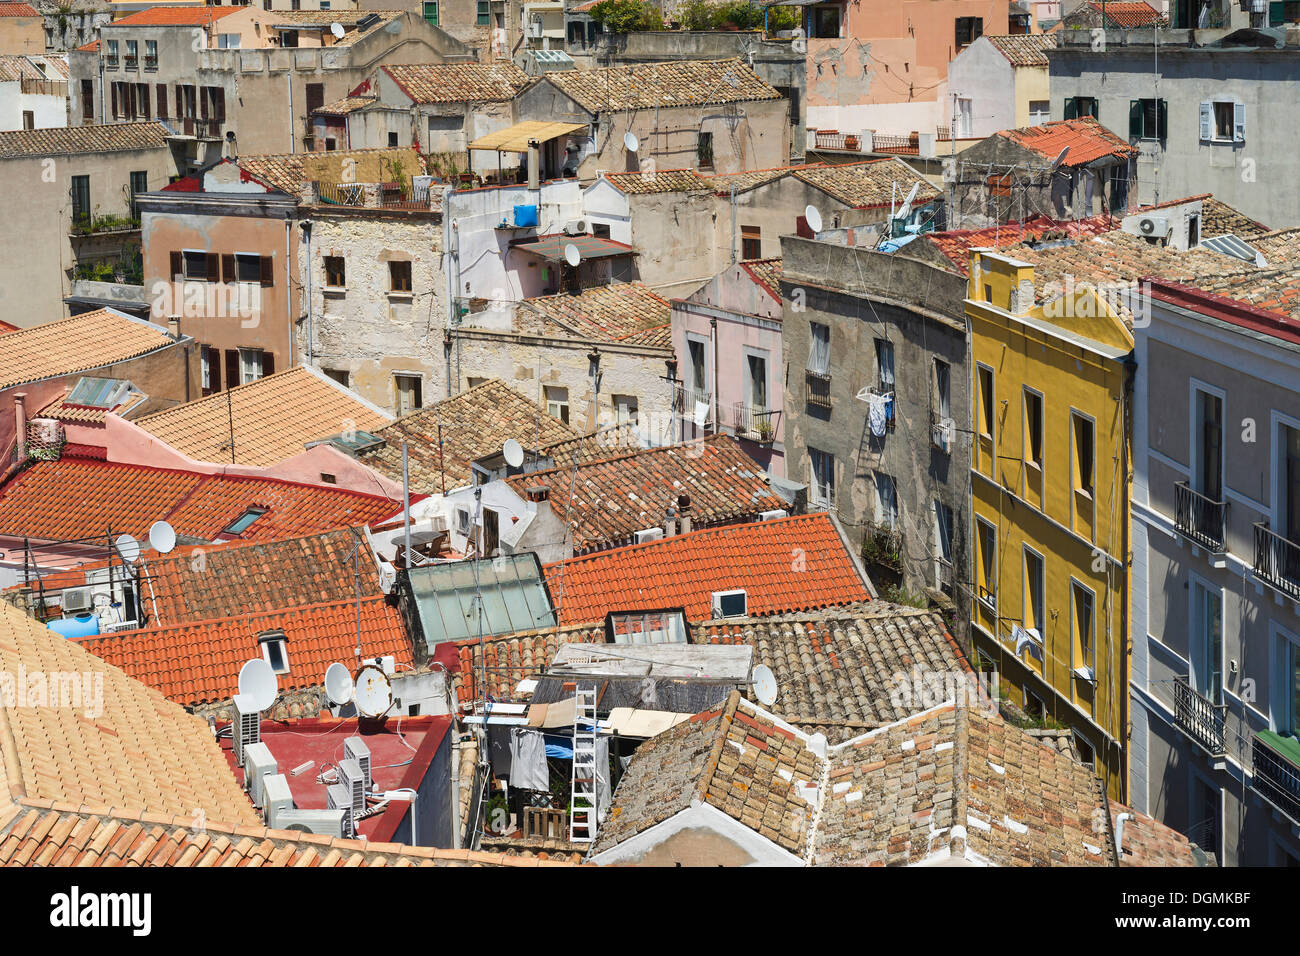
[144,55,158,71]
[672,383,711,420]
[732,402,780,443]
[160,116,222,139]
[314,179,433,209]
[1252,732,1300,825]
[124,55,137,70]
[811,129,862,151]
[1253,522,1300,602]
[1173,675,1227,757]
[1174,480,1227,551]
[19,77,66,96]
[936,557,955,594]
[805,370,832,408]
[872,132,919,154]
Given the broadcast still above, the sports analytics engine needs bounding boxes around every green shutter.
[1157,100,1168,141]
[1129,100,1141,139]
[1064,97,1077,120]
[1271,1,1284,25]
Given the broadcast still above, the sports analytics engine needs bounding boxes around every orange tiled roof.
[602,168,714,195]
[0,319,17,334]
[0,459,400,543]
[510,435,789,555]
[546,58,779,113]
[741,258,783,301]
[75,596,407,708]
[0,309,174,389]
[454,622,607,702]
[544,511,871,624]
[134,366,392,467]
[522,281,672,344]
[383,62,530,104]
[1000,117,1137,167]
[922,213,1118,275]
[1111,803,1214,866]
[0,602,258,824]
[106,5,243,26]
[1088,1,1161,26]
[0,2,38,15]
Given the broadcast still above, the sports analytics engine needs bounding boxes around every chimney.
[663,506,678,538]
[13,392,26,460]
[525,483,550,503]
[527,139,540,191]
[167,314,181,339]
[677,494,692,535]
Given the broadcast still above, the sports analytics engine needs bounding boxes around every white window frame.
[874,472,898,529]
[545,384,570,424]
[1201,98,1244,144]
[394,372,423,416]
[933,499,955,582]
[976,362,995,440]
[809,446,835,509]
[238,347,264,385]
[260,634,290,675]
[1269,621,1300,737]
[1022,544,1046,673]
[1188,571,1224,705]
[1069,576,1097,679]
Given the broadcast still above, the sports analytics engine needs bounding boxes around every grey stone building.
[1132,272,1300,866]
[1049,26,1300,227]
[779,235,971,628]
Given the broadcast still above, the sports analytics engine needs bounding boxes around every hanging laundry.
[868,393,890,437]
[508,727,549,791]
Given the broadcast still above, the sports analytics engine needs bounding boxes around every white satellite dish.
[623,131,639,152]
[324,661,355,706]
[147,520,177,555]
[564,243,581,267]
[752,664,778,707]
[503,437,524,469]
[329,21,345,38]
[1049,146,1070,172]
[114,534,140,564]
[238,658,278,712]
[354,662,393,719]
[803,204,823,234]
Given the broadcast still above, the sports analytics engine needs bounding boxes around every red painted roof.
[76,39,99,52]
[1146,279,1300,348]
[544,512,871,625]
[0,3,38,16]
[106,5,242,26]
[74,596,407,708]
[0,458,401,543]
[1000,117,1137,167]
[0,319,17,334]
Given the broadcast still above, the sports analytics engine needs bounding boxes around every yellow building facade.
[965,249,1133,800]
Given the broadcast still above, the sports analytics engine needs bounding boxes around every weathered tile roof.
[235,147,406,193]
[985,33,1057,66]
[1111,803,1214,866]
[522,281,671,344]
[359,379,579,494]
[922,214,1118,275]
[106,5,242,26]
[697,605,968,743]
[0,802,578,866]
[383,62,530,103]
[544,511,872,624]
[1000,117,1137,167]
[0,309,174,389]
[1202,197,1269,238]
[453,622,606,703]
[0,601,258,825]
[1174,267,1300,322]
[1087,1,1162,26]
[0,54,68,82]
[0,2,38,15]
[1249,227,1300,263]
[0,121,168,159]
[704,161,824,194]
[741,257,783,301]
[601,168,714,195]
[0,459,400,543]
[545,58,779,113]
[792,158,941,209]
[540,422,643,464]
[313,94,377,116]
[75,596,407,709]
[510,434,789,555]
[134,366,392,467]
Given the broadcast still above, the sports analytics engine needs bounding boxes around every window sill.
[323,285,347,296]
[388,291,414,300]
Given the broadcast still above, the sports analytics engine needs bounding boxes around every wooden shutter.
[110,82,119,119]
[169,250,182,279]
[1129,100,1141,139]
[205,253,219,283]
[305,83,324,116]
[213,88,225,123]
[1234,102,1245,143]
[1200,101,1212,141]
[1063,97,1076,121]
[1157,100,1167,141]
[225,349,240,389]
[207,346,222,394]
[200,87,208,120]
[82,80,94,120]
[262,351,275,377]
[157,83,167,119]
[259,255,274,287]
[221,254,235,283]
[138,84,150,119]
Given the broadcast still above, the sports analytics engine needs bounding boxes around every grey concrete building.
[1133,273,1300,866]
[1049,26,1300,227]
[779,235,971,626]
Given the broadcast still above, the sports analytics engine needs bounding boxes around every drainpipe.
[710,315,719,435]
[1114,811,1131,860]
[287,73,294,154]
[13,392,27,461]
[301,217,313,366]
[285,219,294,365]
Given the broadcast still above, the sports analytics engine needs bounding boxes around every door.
[747,354,767,410]
[482,507,499,557]
[1193,580,1223,705]
[1200,392,1222,501]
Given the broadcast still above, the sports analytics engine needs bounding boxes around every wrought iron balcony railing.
[1174,480,1227,551]
[1253,522,1300,602]
[1252,731,1300,826]
[733,402,780,444]
[1173,675,1228,758]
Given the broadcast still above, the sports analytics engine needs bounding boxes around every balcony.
[105,55,118,70]
[1252,731,1300,826]
[931,411,954,454]
[936,557,955,595]
[805,370,832,409]
[862,522,902,573]
[160,116,223,141]
[811,129,863,152]
[1253,522,1300,602]
[1173,675,1228,759]
[123,56,137,71]
[733,402,780,444]
[311,179,436,210]
[1174,481,1227,552]
[144,55,158,71]
[672,383,711,424]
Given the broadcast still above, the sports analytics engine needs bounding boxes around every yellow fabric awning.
[468,121,588,153]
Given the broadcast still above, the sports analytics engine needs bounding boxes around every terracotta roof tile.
[1000,117,1137,167]
[545,511,871,624]
[107,5,243,26]
[0,309,174,389]
[545,58,779,113]
[521,281,671,343]
[1111,803,1214,866]
[0,2,37,15]
[0,121,168,159]
[985,33,1058,66]
[1087,1,1162,26]
[601,168,714,195]
[134,366,392,467]
[313,94,376,116]
[234,147,408,194]
[922,214,1118,274]
[1174,267,1300,322]
[792,158,941,209]
[454,622,607,702]
[741,257,783,301]
[0,54,68,82]
[383,62,530,104]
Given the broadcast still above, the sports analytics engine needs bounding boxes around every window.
[422,0,439,24]
[810,4,840,37]
[955,97,973,138]
[1029,100,1049,125]
[1203,100,1243,143]
[1195,389,1223,501]
[1063,96,1098,121]
[395,374,423,416]
[808,322,830,375]
[156,83,167,119]
[387,131,399,147]
[1072,412,1094,497]
[21,110,33,130]
[389,259,412,292]
[1071,580,1095,673]
[239,348,266,384]
[70,174,90,226]
[809,447,835,507]
[106,40,118,68]
[467,377,488,389]
[477,0,490,25]
[281,29,299,47]
[697,131,714,169]
[688,338,707,393]
[125,40,137,70]
[955,16,982,48]
[129,170,147,220]
[1024,548,1045,634]
[740,224,761,261]
[875,473,898,529]
[1130,97,1167,141]
[593,222,611,239]
[323,368,349,387]
[1190,776,1221,863]
[545,385,569,424]
[613,394,638,426]
[224,507,268,536]
[201,345,220,395]
[1024,388,1043,467]
[144,39,157,70]
[746,352,768,411]
[1073,732,1095,767]
[217,33,241,49]
[230,252,262,283]
[81,79,94,120]
[1277,631,1300,737]
[934,500,955,568]
[933,358,951,419]
[259,630,289,675]
[324,255,346,288]
[976,518,996,607]
[977,365,994,438]
[1191,578,1223,705]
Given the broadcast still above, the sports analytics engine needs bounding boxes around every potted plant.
[483,793,510,835]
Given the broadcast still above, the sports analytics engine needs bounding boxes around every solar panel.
[1201,234,1259,264]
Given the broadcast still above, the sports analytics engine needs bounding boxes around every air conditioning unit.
[344,736,372,791]
[242,741,277,806]
[261,773,294,821]
[563,218,589,236]
[326,783,356,838]
[269,807,347,837]
[338,758,366,814]
[232,698,260,767]
[711,588,748,619]
[758,509,788,521]
[633,527,664,544]
[1126,214,1170,239]
[61,586,93,613]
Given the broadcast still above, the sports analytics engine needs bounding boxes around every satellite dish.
[238,658,278,712]
[752,664,778,707]
[148,520,177,555]
[1049,146,1070,172]
[354,662,393,719]
[324,662,355,706]
[564,243,581,268]
[329,21,345,38]
[623,131,639,152]
[803,204,823,234]
[114,534,140,564]
[503,437,524,468]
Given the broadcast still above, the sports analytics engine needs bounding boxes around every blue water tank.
[513,204,539,227]
[47,613,100,639]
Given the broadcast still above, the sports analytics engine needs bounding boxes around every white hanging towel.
[868,393,889,437]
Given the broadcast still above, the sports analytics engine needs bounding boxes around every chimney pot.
[167,315,180,339]
[13,392,27,461]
